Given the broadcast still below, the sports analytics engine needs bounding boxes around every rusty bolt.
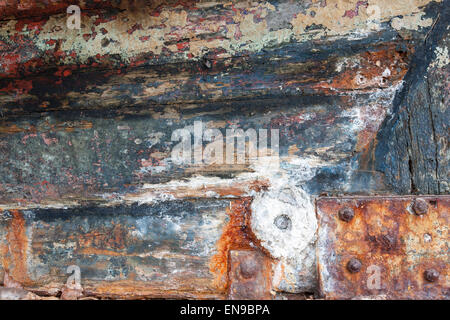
[274,214,292,230]
[239,256,258,279]
[424,269,439,282]
[412,198,428,215]
[347,258,362,273]
[380,234,395,250]
[338,207,354,222]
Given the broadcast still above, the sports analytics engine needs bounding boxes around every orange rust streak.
[210,197,274,292]
[6,210,30,285]
[314,46,410,92]
[75,225,127,250]
[209,198,254,291]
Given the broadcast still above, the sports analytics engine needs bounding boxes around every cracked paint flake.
[428,46,449,70]
[0,0,441,77]
[391,12,434,31]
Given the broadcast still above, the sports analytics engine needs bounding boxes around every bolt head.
[274,214,292,230]
[347,258,362,273]
[239,257,258,279]
[424,269,439,282]
[412,198,428,215]
[338,207,354,222]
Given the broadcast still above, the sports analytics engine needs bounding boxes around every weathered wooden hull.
[0,0,448,299]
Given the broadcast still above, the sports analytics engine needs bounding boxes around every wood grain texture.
[375,3,449,194]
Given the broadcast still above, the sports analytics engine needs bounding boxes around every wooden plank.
[0,199,235,298]
[0,0,437,81]
[0,90,396,205]
[0,40,411,116]
[375,3,449,195]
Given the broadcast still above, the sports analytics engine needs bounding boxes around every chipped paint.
[291,0,440,40]
[428,46,449,70]
[0,0,441,79]
[391,11,434,31]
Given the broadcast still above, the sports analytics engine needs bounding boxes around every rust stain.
[354,104,387,154]
[5,210,30,286]
[170,180,270,199]
[209,197,272,292]
[77,224,127,251]
[210,198,253,291]
[0,209,7,277]
[314,46,411,92]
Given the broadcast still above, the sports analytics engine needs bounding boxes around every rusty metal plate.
[317,196,449,300]
[228,250,272,300]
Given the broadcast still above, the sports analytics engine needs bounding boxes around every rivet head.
[338,207,354,222]
[274,214,292,230]
[412,198,428,215]
[424,269,439,282]
[239,257,258,279]
[347,258,362,273]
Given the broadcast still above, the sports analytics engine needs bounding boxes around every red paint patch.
[45,39,57,46]
[176,42,188,50]
[343,1,368,19]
